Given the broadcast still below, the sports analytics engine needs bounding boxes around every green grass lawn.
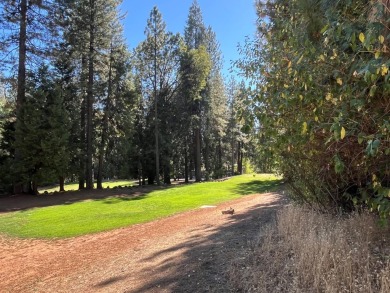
[39,180,134,193]
[0,174,281,239]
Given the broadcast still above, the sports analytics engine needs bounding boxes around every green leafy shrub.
[238,0,389,214]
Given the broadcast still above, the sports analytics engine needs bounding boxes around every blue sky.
[120,0,257,77]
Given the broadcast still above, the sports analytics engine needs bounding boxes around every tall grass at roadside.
[230,206,390,293]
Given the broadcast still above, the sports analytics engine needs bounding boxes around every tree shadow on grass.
[0,184,179,213]
[93,191,289,292]
[233,179,283,195]
[99,194,149,204]
[0,178,282,214]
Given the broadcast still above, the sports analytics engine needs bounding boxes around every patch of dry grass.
[230,205,390,292]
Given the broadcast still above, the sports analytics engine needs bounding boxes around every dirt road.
[0,192,286,293]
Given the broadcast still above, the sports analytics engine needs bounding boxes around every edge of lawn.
[0,174,282,239]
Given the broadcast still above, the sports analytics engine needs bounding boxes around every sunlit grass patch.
[0,174,281,239]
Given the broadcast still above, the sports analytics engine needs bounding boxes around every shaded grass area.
[0,174,281,239]
[39,180,134,193]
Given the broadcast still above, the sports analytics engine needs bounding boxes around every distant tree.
[12,65,69,194]
[55,0,125,189]
[203,27,228,179]
[135,6,181,185]
[183,2,231,181]
[0,0,55,193]
[179,45,211,182]
[184,0,206,50]
[95,2,132,189]
[183,1,210,181]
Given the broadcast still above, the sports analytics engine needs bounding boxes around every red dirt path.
[0,191,286,292]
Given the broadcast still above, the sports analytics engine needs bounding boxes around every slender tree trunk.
[154,33,160,186]
[59,176,65,192]
[237,141,243,174]
[218,138,222,178]
[97,46,113,189]
[240,145,242,172]
[190,158,194,180]
[231,139,235,176]
[163,163,171,185]
[237,141,240,174]
[31,181,38,195]
[79,95,86,189]
[96,128,106,190]
[79,55,87,189]
[184,142,189,183]
[13,0,28,194]
[205,135,210,181]
[86,0,95,190]
[138,161,142,186]
[195,127,201,182]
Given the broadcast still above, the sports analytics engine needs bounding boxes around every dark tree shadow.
[94,191,288,292]
[0,184,181,213]
[0,178,282,214]
[233,179,283,195]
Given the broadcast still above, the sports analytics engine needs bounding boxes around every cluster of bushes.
[238,0,389,216]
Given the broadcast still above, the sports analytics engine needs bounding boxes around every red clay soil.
[0,190,286,293]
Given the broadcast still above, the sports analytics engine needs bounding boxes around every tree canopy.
[0,0,255,195]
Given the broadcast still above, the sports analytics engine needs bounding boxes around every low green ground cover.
[39,180,134,193]
[0,174,280,239]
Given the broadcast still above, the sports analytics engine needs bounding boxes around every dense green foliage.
[0,175,281,238]
[238,0,389,214]
[0,0,257,194]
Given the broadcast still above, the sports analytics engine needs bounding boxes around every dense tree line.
[238,0,389,216]
[0,0,253,194]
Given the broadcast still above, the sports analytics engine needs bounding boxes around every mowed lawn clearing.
[0,174,281,239]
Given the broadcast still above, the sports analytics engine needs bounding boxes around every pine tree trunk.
[31,181,38,195]
[240,148,244,175]
[59,176,65,192]
[205,136,210,181]
[184,142,189,183]
[237,141,240,174]
[86,0,95,190]
[195,127,201,182]
[79,57,87,190]
[96,150,104,189]
[13,0,28,195]
[237,141,243,175]
[218,139,222,178]
[138,161,142,186]
[231,139,235,176]
[153,28,160,186]
[97,46,112,190]
[163,163,171,185]
[79,96,86,189]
